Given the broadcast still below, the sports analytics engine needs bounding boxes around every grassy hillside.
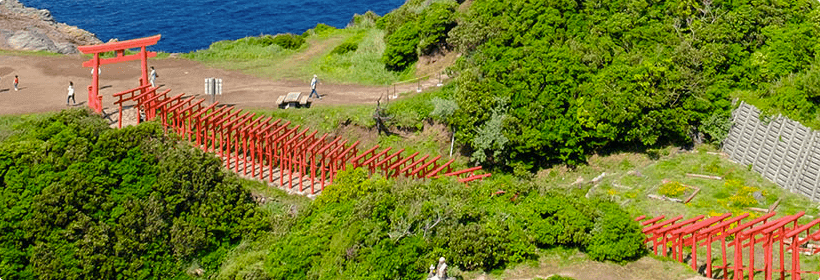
[183,18,414,85]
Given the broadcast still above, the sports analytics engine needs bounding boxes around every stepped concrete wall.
[723,101,820,201]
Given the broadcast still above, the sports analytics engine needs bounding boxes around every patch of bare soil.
[468,254,698,280]
[0,54,421,116]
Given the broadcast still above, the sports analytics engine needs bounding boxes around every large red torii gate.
[77,35,161,113]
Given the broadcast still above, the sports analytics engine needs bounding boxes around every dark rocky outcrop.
[0,0,102,54]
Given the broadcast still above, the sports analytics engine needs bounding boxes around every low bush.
[331,41,359,55]
[383,22,420,71]
[254,169,645,278]
[585,204,646,262]
[304,23,337,37]
[271,33,305,50]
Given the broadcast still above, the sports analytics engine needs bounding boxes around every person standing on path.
[13,75,18,91]
[149,66,158,87]
[67,81,76,106]
[309,74,321,99]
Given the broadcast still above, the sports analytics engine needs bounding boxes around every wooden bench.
[299,96,310,107]
[276,92,311,109]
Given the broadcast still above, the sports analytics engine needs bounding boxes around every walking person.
[149,66,158,87]
[13,75,18,91]
[309,74,321,99]
[67,81,76,106]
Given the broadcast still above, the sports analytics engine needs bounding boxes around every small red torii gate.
[77,35,161,113]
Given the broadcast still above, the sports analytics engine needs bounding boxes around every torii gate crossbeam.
[77,35,161,113]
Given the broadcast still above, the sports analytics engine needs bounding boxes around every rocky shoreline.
[0,0,101,54]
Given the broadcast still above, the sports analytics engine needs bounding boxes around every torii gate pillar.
[77,35,161,113]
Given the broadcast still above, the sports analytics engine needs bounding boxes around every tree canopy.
[381,0,820,169]
[0,109,268,279]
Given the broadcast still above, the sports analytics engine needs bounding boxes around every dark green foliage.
[383,22,420,71]
[446,0,820,168]
[0,109,268,279]
[305,23,337,37]
[270,33,306,50]
[379,0,458,71]
[585,204,646,262]
[331,42,359,55]
[701,111,733,144]
[417,2,458,55]
[211,33,304,52]
[257,169,644,278]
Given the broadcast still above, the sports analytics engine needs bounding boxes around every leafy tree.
[440,0,820,169]
[383,22,421,71]
[0,109,268,280]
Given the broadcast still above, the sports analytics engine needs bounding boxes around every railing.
[386,71,449,100]
[637,212,820,279]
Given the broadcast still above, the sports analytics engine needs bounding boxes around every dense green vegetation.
[0,110,268,279]
[182,0,820,171]
[368,0,820,171]
[442,0,820,169]
[216,168,644,279]
[377,0,457,71]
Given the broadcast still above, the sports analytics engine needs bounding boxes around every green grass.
[309,28,414,85]
[535,145,819,221]
[247,104,373,134]
[0,49,62,57]
[183,24,413,85]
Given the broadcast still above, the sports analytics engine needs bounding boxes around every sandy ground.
[0,54,421,116]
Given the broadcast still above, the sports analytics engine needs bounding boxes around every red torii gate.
[637,212,820,280]
[92,36,493,196]
[77,35,161,113]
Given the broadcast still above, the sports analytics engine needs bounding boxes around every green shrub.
[271,33,305,50]
[525,194,594,247]
[0,109,269,279]
[585,204,646,262]
[701,111,733,144]
[430,97,459,123]
[417,1,457,55]
[331,41,359,55]
[383,22,420,71]
[305,23,337,37]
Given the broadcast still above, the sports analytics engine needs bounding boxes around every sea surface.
[19,0,405,53]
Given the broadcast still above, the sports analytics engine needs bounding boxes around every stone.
[753,191,764,202]
[55,42,78,54]
[7,30,57,52]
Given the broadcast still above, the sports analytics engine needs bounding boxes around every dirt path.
[0,54,437,116]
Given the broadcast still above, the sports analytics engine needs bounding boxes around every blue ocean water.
[18,0,404,53]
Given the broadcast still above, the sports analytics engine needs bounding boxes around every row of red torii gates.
[637,211,820,280]
[77,35,490,195]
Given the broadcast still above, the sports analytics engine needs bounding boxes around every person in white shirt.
[309,74,321,99]
[67,81,76,106]
[149,66,158,87]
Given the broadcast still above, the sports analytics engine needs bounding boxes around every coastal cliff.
[0,0,101,54]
